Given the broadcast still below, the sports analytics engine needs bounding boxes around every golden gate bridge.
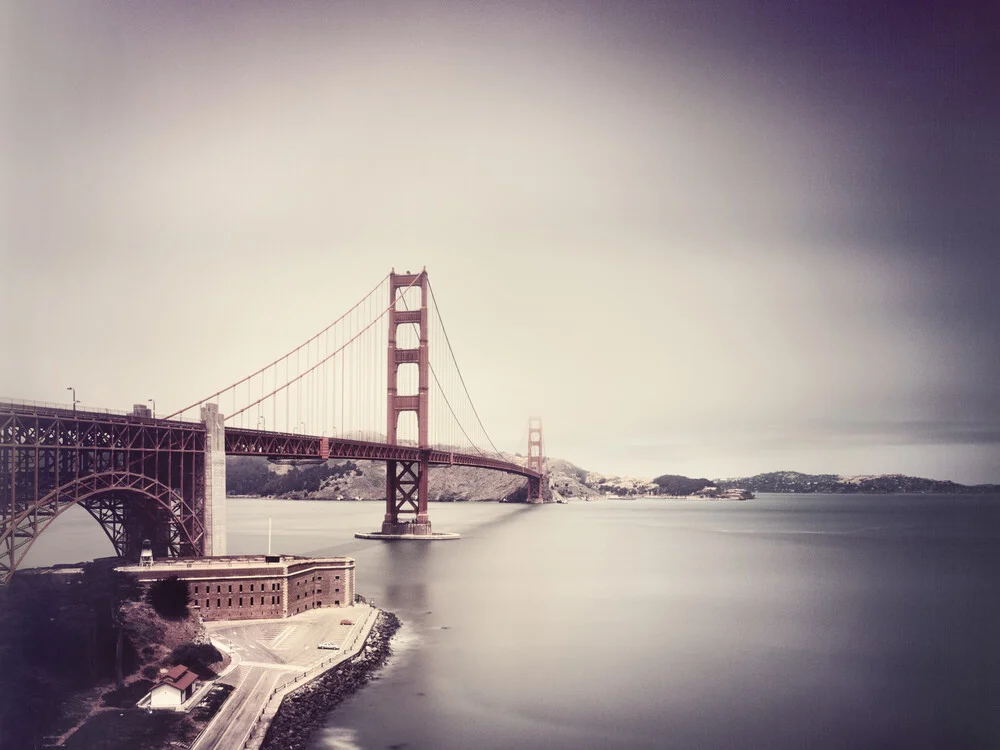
[0,269,546,584]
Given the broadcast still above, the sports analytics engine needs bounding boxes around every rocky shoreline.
[260,610,402,750]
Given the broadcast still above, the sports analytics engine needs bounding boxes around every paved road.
[191,607,371,750]
[192,665,289,750]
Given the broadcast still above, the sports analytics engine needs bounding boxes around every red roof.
[157,664,198,693]
[164,664,188,680]
[169,670,198,692]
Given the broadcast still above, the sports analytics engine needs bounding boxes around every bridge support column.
[202,403,227,556]
[526,417,546,503]
[357,269,458,541]
[383,270,432,536]
[381,455,432,535]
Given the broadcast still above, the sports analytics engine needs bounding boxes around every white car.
[317,642,340,650]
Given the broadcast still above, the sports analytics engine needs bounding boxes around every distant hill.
[713,471,1000,495]
[226,457,999,501]
[549,464,999,498]
[650,474,715,496]
[226,455,527,502]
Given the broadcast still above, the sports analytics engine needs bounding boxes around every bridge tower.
[527,417,546,503]
[382,269,433,535]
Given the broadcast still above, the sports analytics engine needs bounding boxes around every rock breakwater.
[260,610,401,750]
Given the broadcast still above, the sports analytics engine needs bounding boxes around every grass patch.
[64,683,234,750]
[62,710,197,750]
[101,679,154,708]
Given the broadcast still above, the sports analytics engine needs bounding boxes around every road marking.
[240,661,307,670]
[190,668,265,750]
[232,665,253,690]
[197,610,376,750]
[235,670,276,750]
[270,624,295,649]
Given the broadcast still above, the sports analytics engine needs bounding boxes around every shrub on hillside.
[170,642,223,678]
[226,456,361,497]
[145,576,190,620]
[101,679,154,708]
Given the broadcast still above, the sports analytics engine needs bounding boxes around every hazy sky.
[3,1,998,483]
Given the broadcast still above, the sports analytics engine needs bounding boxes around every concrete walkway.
[189,605,379,750]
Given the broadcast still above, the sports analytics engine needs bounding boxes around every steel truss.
[388,459,423,516]
[1,404,206,583]
[1,402,540,582]
[226,428,541,479]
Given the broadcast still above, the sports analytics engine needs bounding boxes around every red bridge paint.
[0,269,545,583]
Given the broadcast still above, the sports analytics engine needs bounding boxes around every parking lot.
[190,605,374,750]
[207,607,366,670]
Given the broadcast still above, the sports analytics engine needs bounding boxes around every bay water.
[22,494,1000,749]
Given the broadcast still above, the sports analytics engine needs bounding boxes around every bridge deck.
[1,404,538,584]
[0,402,538,481]
[224,428,540,480]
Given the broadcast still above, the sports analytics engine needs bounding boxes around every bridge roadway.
[0,402,539,481]
[1,402,541,582]
[1,402,537,476]
[224,427,541,480]
[192,605,379,750]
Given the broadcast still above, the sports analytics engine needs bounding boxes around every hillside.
[228,455,607,502]
[228,456,527,502]
[226,456,999,502]
[714,471,1000,495]
[0,560,224,750]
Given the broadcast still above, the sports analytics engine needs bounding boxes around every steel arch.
[0,470,204,584]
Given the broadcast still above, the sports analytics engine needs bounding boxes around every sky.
[2,1,998,484]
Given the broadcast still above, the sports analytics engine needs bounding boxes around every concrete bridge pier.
[202,403,227,556]
[362,453,456,539]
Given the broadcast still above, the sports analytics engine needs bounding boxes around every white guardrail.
[240,606,379,750]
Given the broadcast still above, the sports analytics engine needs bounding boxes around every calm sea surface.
[23,494,1000,749]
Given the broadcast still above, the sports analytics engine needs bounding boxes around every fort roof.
[117,554,353,575]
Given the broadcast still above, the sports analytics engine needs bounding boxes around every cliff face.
[546,459,601,499]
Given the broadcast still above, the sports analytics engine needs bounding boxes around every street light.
[258,415,266,431]
[148,398,155,418]
[66,386,78,414]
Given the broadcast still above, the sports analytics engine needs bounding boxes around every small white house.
[149,664,198,708]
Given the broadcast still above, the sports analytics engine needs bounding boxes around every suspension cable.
[426,278,502,456]
[164,273,390,420]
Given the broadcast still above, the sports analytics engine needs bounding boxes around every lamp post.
[66,386,78,414]
[148,398,155,418]
[258,415,266,431]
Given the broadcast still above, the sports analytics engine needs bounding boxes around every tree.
[651,474,713,496]
[145,576,190,620]
[170,642,223,678]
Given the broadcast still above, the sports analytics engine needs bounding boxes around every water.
[23,494,1000,749]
